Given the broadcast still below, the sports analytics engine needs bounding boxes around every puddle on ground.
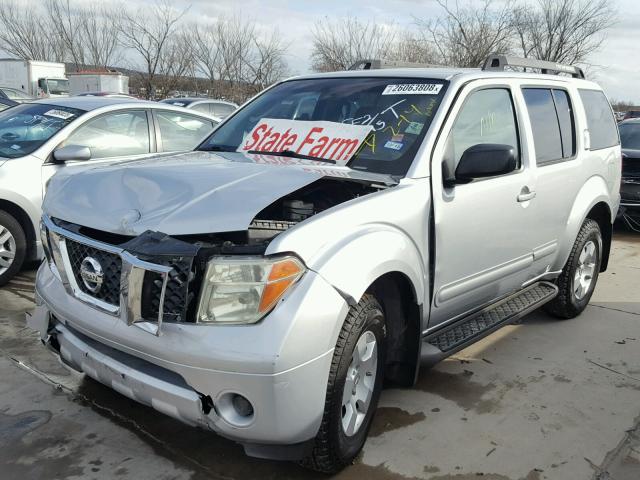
[414,369,498,414]
[369,407,426,437]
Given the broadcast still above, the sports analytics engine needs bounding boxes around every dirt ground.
[0,232,638,480]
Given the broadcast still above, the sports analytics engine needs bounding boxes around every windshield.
[620,123,640,150]
[0,103,84,158]
[47,79,70,95]
[199,77,448,175]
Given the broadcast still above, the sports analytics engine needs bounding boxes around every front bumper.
[31,261,349,454]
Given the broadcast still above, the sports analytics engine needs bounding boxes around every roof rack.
[482,54,585,79]
[348,59,444,70]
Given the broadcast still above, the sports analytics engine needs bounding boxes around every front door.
[42,109,155,195]
[428,84,538,329]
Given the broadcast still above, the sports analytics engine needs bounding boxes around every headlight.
[196,255,305,324]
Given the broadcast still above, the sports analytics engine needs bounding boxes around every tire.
[301,294,386,474]
[0,210,27,287]
[545,218,602,319]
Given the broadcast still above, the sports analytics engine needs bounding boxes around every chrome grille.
[65,239,122,306]
[44,215,181,336]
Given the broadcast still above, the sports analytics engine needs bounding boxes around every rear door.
[153,109,216,152]
[429,81,539,328]
[519,85,580,273]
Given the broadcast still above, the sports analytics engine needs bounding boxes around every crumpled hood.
[44,151,393,235]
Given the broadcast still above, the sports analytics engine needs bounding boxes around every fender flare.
[306,223,426,307]
[555,175,613,271]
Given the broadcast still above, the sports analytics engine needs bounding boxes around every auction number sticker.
[382,83,443,95]
[44,109,75,120]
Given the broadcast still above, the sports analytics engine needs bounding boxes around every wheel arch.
[585,201,612,271]
[0,199,37,260]
[366,271,422,387]
[557,176,614,273]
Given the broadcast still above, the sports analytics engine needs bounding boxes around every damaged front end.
[41,175,388,334]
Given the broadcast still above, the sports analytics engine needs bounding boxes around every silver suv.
[30,55,621,473]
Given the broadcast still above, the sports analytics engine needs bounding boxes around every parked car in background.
[623,110,640,120]
[30,54,619,473]
[160,97,238,119]
[0,98,17,112]
[618,119,640,220]
[76,92,137,99]
[0,97,218,284]
[0,86,35,103]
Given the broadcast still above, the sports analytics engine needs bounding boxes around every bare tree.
[386,31,439,65]
[191,23,221,94]
[77,4,122,68]
[117,0,188,98]
[244,29,289,94]
[0,1,65,61]
[418,0,515,67]
[311,17,397,71]
[157,29,197,96]
[512,0,615,64]
[45,0,85,68]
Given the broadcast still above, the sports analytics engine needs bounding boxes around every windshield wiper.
[247,149,336,164]
[199,144,237,152]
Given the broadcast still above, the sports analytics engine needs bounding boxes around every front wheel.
[302,294,386,474]
[545,218,602,319]
[0,210,26,287]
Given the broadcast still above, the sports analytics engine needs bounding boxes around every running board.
[422,281,558,366]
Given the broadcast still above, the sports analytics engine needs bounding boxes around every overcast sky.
[179,0,639,103]
[8,0,640,103]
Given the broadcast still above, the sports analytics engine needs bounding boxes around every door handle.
[517,188,536,202]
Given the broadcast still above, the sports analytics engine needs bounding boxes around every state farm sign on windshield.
[237,119,373,163]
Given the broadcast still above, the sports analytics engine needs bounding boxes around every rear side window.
[522,88,575,164]
[579,89,619,150]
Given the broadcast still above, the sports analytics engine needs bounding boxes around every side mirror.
[53,145,92,163]
[455,144,517,183]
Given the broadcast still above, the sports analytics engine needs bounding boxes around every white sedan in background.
[160,97,238,119]
[0,97,219,284]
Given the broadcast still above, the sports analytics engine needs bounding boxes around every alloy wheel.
[341,330,378,437]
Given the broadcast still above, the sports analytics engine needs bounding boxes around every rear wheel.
[0,210,26,287]
[302,294,386,474]
[546,219,602,319]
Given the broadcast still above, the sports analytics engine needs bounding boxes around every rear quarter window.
[578,89,619,150]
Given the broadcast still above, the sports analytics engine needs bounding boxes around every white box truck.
[68,71,129,95]
[0,59,69,97]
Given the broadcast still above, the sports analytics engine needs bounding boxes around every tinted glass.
[65,110,150,159]
[579,89,618,150]
[200,77,448,175]
[160,99,195,107]
[522,88,563,163]
[156,111,215,152]
[0,103,84,159]
[619,123,640,150]
[553,89,576,158]
[448,88,519,168]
